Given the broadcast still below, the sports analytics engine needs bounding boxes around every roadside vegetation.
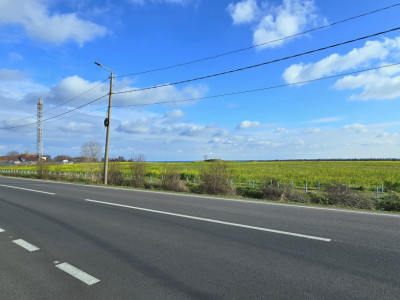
[1,159,400,212]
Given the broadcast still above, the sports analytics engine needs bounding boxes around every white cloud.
[23,75,207,110]
[0,69,46,101]
[60,122,94,132]
[0,69,27,81]
[164,109,185,119]
[116,110,217,137]
[247,0,319,49]
[227,0,260,24]
[227,0,321,49]
[113,83,209,107]
[118,120,152,134]
[43,75,107,105]
[236,120,261,130]
[283,38,400,84]
[333,65,400,100]
[0,0,106,46]
[274,127,286,133]
[305,127,321,134]
[342,124,368,133]
[305,117,342,124]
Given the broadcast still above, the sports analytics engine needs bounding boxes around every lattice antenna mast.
[37,98,43,158]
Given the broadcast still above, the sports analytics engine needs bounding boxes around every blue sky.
[1,0,400,161]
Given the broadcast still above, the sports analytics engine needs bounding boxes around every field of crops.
[2,160,399,190]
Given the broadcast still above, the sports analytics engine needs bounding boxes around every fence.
[0,168,389,198]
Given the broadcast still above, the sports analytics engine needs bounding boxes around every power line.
[7,78,109,124]
[112,63,400,107]
[114,3,400,78]
[0,94,109,130]
[113,26,400,95]
[2,63,398,130]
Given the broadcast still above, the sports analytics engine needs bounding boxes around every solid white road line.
[0,227,4,233]
[84,198,331,242]
[12,239,40,252]
[56,262,100,285]
[0,184,55,195]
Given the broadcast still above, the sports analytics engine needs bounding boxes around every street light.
[94,62,113,185]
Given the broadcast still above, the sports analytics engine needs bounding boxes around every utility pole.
[95,62,113,185]
[37,98,43,160]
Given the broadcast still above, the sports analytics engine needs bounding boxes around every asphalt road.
[0,175,399,299]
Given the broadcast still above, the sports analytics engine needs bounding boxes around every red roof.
[18,154,38,162]
[0,156,18,162]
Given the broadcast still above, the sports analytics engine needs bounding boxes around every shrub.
[107,162,124,186]
[383,181,400,193]
[162,167,187,192]
[324,184,375,209]
[308,192,329,205]
[281,188,310,203]
[376,193,400,212]
[236,186,264,199]
[129,153,147,188]
[187,183,202,194]
[36,162,50,179]
[262,184,284,201]
[144,181,162,190]
[200,160,235,196]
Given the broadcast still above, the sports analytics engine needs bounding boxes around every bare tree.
[81,141,103,182]
[6,150,19,157]
[81,141,102,163]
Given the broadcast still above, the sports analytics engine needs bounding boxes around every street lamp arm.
[94,61,113,72]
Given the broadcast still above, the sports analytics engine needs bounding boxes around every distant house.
[18,154,39,165]
[0,155,18,165]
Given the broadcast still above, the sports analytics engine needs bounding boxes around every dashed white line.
[0,184,55,195]
[0,227,5,233]
[84,198,331,242]
[56,262,100,285]
[12,239,40,252]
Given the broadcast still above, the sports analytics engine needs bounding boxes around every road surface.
[0,175,399,299]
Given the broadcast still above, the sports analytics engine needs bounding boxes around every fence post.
[381,184,384,194]
[318,182,320,190]
[277,182,279,190]
[252,181,255,188]
[291,180,294,189]
[305,182,308,193]
[376,186,379,198]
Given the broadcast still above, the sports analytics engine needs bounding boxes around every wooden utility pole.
[95,62,113,185]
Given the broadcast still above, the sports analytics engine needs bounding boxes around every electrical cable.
[3,26,400,130]
[112,63,400,107]
[7,78,109,123]
[113,26,400,95]
[114,3,400,78]
[0,94,109,130]
[2,63,398,129]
